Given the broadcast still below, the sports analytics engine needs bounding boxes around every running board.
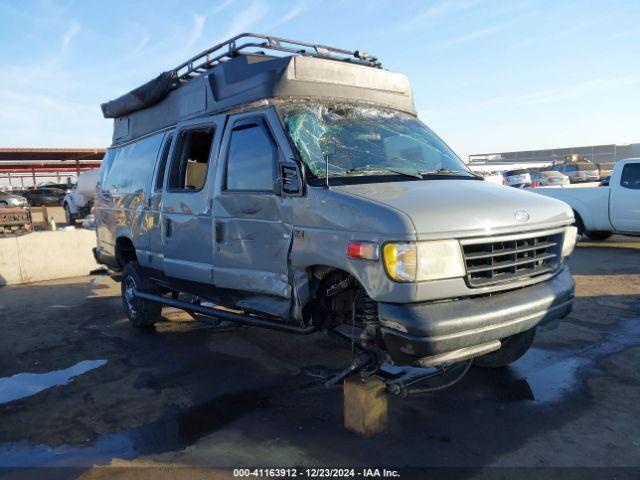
[416,340,501,367]
[133,290,317,335]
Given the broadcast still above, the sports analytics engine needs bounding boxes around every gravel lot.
[0,236,638,478]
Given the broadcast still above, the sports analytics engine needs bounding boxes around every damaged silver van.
[95,34,576,393]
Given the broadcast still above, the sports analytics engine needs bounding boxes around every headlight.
[383,240,466,282]
[562,226,578,258]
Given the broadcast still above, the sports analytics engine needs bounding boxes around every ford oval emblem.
[515,210,530,222]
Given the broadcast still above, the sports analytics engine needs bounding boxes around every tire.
[64,204,76,226]
[121,262,162,328]
[586,231,612,241]
[474,327,536,368]
[573,211,586,236]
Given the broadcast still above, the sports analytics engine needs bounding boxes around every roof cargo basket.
[175,33,382,84]
[101,33,381,119]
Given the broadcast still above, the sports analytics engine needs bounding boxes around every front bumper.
[93,246,118,270]
[379,266,575,365]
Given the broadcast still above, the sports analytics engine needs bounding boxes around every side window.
[101,133,164,194]
[225,121,276,191]
[168,128,214,191]
[98,148,117,190]
[155,133,173,192]
[620,164,640,190]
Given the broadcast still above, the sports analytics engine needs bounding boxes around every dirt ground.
[0,236,639,478]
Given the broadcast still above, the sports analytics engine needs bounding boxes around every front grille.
[461,231,563,287]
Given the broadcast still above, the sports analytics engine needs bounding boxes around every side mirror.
[279,162,303,196]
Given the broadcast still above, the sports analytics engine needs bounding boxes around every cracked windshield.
[279,103,474,179]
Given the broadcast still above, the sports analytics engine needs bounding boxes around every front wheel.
[586,231,612,241]
[121,262,162,328]
[64,204,76,226]
[474,328,536,368]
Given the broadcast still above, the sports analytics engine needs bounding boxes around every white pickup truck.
[534,158,640,240]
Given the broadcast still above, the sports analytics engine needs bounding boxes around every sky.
[0,0,639,161]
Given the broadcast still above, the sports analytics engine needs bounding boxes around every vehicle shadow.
[568,243,640,275]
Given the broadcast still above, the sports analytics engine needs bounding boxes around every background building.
[468,143,640,172]
[0,148,104,189]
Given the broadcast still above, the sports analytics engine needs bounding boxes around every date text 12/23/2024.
[233,469,401,478]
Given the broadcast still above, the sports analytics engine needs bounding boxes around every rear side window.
[168,128,214,191]
[620,164,640,190]
[225,122,277,191]
[102,133,164,194]
[98,149,117,188]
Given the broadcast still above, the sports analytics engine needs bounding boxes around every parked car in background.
[530,170,570,187]
[534,158,640,240]
[0,190,29,207]
[19,188,66,206]
[596,162,615,179]
[63,170,99,225]
[39,182,75,193]
[477,171,505,185]
[555,162,600,183]
[502,169,532,188]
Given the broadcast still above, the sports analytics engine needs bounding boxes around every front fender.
[564,195,610,231]
[63,195,76,211]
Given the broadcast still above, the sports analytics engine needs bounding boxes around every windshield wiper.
[345,166,423,179]
[418,168,481,179]
[418,168,466,175]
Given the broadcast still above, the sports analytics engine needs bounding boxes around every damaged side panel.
[211,108,295,299]
[288,187,418,303]
[212,212,293,297]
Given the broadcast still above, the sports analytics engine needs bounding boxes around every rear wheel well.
[115,237,137,268]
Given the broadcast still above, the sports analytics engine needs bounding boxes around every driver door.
[211,108,294,298]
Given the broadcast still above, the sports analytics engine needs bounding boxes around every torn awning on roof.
[100,71,177,119]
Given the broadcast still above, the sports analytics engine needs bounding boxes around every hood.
[333,179,573,239]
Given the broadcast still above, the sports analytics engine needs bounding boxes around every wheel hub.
[124,276,138,316]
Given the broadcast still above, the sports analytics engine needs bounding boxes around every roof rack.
[173,32,382,85]
[101,33,385,120]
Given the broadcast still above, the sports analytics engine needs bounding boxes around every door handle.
[165,218,172,237]
[215,221,224,243]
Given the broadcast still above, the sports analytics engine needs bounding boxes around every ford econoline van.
[94,34,576,392]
